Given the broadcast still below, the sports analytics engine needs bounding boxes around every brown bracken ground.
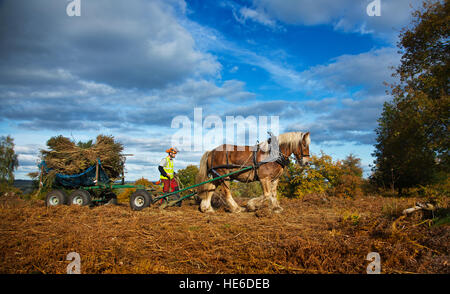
[0,193,448,274]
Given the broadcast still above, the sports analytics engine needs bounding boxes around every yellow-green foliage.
[278,152,364,199]
[341,210,361,226]
[404,177,450,205]
[231,181,263,198]
[176,165,199,189]
[0,182,22,196]
[117,177,156,203]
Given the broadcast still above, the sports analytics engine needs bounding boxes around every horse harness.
[207,144,290,182]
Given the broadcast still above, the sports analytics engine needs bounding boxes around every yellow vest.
[160,156,174,180]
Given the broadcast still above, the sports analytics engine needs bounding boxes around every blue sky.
[0,0,424,180]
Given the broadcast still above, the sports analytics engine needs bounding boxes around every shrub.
[176,165,199,190]
[404,178,450,206]
[116,177,155,203]
[278,152,365,199]
[231,181,263,198]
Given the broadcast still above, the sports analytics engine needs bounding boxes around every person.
[158,147,181,207]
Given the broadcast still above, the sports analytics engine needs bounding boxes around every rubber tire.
[69,189,92,206]
[45,189,68,207]
[129,189,152,211]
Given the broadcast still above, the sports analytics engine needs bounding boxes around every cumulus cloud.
[286,95,388,145]
[240,0,423,40]
[0,0,260,133]
[300,47,401,95]
[0,77,255,132]
[0,0,220,89]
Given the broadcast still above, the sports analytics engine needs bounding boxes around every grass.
[0,193,448,274]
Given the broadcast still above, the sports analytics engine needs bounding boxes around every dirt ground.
[0,193,448,274]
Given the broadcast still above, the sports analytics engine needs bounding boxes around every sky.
[0,0,424,181]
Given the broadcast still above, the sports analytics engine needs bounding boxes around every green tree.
[372,0,449,193]
[0,135,19,186]
[77,140,93,149]
[176,165,199,189]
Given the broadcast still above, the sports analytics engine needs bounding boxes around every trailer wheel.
[45,189,68,207]
[70,189,92,206]
[130,189,152,211]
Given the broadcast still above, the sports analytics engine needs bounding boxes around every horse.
[196,131,311,213]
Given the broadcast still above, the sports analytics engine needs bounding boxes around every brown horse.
[196,131,311,213]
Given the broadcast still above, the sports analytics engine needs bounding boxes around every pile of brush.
[39,135,124,184]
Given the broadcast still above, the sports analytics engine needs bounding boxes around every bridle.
[300,142,310,158]
[295,142,310,164]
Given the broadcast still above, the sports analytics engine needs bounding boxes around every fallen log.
[402,202,435,215]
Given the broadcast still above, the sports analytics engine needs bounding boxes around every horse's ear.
[303,132,310,144]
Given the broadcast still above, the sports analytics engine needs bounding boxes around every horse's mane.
[258,131,309,153]
[278,132,309,152]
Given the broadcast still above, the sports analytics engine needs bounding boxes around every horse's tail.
[196,151,212,198]
[196,151,211,185]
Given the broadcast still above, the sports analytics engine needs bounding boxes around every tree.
[77,140,93,149]
[176,165,199,189]
[0,135,19,186]
[341,154,363,178]
[372,0,449,193]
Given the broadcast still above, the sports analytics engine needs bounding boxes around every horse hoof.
[246,200,258,212]
[246,204,256,212]
[273,207,283,213]
[231,206,245,213]
[200,205,215,213]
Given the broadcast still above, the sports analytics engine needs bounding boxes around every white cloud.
[229,66,239,73]
[247,0,423,40]
[0,0,221,89]
[234,6,278,28]
[299,47,401,95]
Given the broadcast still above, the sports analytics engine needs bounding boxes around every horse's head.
[293,132,311,166]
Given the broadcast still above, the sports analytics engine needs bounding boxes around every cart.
[41,158,149,207]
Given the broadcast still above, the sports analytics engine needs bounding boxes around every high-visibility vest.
[160,156,174,180]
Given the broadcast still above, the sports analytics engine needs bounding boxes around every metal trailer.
[42,156,150,207]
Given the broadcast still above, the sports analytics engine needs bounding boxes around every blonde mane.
[278,132,309,153]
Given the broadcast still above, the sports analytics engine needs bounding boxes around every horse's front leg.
[222,182,245,213]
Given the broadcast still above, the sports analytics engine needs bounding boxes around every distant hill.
[13,179,35,194]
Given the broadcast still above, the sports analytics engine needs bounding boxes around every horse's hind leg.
[221,182,245,213]
[246,178,270,211]
[200,182,216,213]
